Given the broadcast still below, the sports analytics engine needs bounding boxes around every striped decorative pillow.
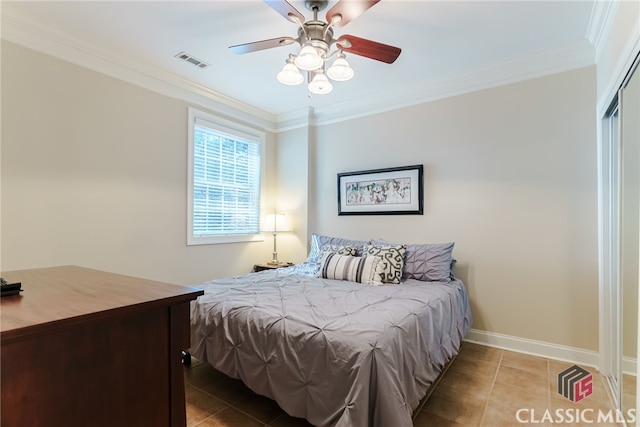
[318,253,383,285]
[316,247,355,274]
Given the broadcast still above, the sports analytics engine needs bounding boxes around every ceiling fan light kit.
[230,0,401,96]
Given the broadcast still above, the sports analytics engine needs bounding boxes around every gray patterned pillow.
[320,244,357,257]
[371,240,454,283]
[363,244,406,284]
[307,233,369,273]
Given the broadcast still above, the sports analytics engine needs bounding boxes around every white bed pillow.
[318,253,384,285]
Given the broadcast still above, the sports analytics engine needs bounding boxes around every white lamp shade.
[262,213,290,233]
[308,71,333,94]
[327,57,354,81]
[294,45,324,71]
[277,63,304,85]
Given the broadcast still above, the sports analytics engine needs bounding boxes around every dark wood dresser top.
[1,265,203,343]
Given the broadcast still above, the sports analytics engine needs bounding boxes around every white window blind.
[188,109,263,245]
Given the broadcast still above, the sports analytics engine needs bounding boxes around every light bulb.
[294,44,323,71]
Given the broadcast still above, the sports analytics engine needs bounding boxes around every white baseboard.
[465,329,603,370]
[465,329,637,376]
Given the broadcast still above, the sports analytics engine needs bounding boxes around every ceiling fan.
[229,0,401,95]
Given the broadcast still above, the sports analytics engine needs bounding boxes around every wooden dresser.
[0,266,203,427]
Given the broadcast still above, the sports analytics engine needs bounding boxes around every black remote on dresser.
[0,278,22,296]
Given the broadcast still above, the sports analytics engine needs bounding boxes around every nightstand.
[253,262,294,272]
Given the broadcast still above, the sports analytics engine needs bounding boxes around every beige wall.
[305,67,599,351]
[1,39,601,353]
[1,41,278,285]
[273,124,310,264]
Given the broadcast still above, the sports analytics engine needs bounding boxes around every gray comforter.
[189,265,472,427]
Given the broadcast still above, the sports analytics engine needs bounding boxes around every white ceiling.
[1,1,599,127]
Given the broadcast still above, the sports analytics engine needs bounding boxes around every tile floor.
[184,342,628,426]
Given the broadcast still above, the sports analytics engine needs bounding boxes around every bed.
[189,234,472,427]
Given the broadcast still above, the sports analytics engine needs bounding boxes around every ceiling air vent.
[174,51,209,69]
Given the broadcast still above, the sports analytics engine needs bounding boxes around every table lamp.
[262,213,290,265]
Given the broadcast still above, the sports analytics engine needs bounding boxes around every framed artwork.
[337,164,424,215]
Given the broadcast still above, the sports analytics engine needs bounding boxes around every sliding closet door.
[602,101,622,406]
[620,57,639,417]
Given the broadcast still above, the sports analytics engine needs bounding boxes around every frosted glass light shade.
[308,71,333,94]
[327,57,354,81]
[294,44,323,71]
[277,63,303,85]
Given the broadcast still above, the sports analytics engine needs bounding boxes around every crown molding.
[271,108,311,132]
[586,0,620,63]
[1,4,597,133]
[301,40,595,128]
[596,15,640,113]
[0,5,279,133]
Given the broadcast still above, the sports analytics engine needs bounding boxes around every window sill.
[187,234,264,246]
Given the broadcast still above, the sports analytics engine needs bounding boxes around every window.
[187,108,263,245]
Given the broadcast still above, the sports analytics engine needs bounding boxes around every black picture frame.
[337,164,424,215]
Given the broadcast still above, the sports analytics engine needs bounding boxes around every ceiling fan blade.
[326,0,380,27]
[263,0,305,23]
[229,37,297,55]
[338,34,401,64]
